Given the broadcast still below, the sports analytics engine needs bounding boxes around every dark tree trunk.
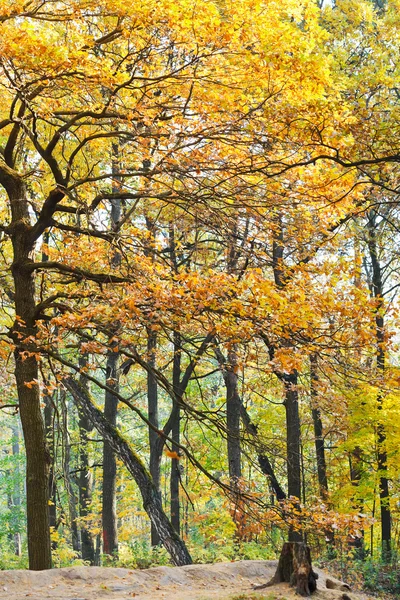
[226,349,242,485]
[270,214,302,541]
[255,542,318,597]
[62,393,80,553]
[170,415,181,535]
[171,331,181,535]
[42,235,58,542]
[214,346,242,486]
[102,143,121,557]
[76,364,95,563]
[225,220,242,488]
[3,165,52,570]
[147,329,161,546]
[65,377,192,566]
[367,212,391,561]
[310,356,328,499]
[44,393,57,550]
[310,357,334,547]
[284,375,302,543]
[102,350,119,557]
[214,344,242,533]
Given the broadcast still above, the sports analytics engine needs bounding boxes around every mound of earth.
[0,560,373,600]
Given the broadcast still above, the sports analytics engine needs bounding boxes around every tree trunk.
[170,415,181,535]
[147,329,161,546]
[255,542,318,597]
[77,361,95,563]
[347,446,364,553]
[42,235,58,544]
[270,214,302,542]
[102,350,119,557]
[44,393,57,539]
[65,377,192,566]
[225,220,242,488]
[170,331,181,535]
[102,142,121,557]
[226,349,242,485]
[214,346,242,485]
[4,165,52,570]
[367,212,391,561]
[63,396,80,553]
[284,375,302,543]
[310,356,328,499]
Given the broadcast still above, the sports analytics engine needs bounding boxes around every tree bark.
[3,165,52,570]
[102,350,119,557]
[255,542,318,596]
[215,345,242,533]
[270,213,302,542]
[77,360,95,563]
[147,329,161,546]
[310,356,328,499]
[44,393,57,543]
[214,346,242,486]
[367,212,391,561]
[102,142,121,557]
[171,331,182,535]
[62,392,80,553]
[284,375,302,543]
[226,348,242,485]
[65,377,192,566]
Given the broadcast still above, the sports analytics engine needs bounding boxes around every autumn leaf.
[164,449,181,460]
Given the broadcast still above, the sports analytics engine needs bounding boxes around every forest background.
[1,0,400,594]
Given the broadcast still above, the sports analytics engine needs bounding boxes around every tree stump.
[255,542,318,597]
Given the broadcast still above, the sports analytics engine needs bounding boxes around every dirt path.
[0,560,373,600]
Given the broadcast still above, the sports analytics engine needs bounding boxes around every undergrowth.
[319,553,400,598]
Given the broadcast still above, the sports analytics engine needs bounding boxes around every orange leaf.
[164,449,180,460]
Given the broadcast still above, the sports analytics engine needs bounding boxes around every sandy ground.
[0,560,374,600]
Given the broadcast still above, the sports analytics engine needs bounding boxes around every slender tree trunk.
[309,356,334,547]
[171,331,181,535]
[61,392,80,553]
[271,214,302,542]
[143,216,162,545]
[65,377,192,566]
[214,346,242,486]
[102,142,121,557]
[102,350,119,557]
[226,349,242,485]
[147,329,161,546]
[44,394,57,536]
[310,356,328,499]
[4,166,52,570]
[77,360,95,563]
[215,344,242,534]
[367,212,391,561]
[225,219,242,488]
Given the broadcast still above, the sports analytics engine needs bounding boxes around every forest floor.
[0,559,377,600]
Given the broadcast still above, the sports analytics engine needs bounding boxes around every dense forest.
[0,0,400,594]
